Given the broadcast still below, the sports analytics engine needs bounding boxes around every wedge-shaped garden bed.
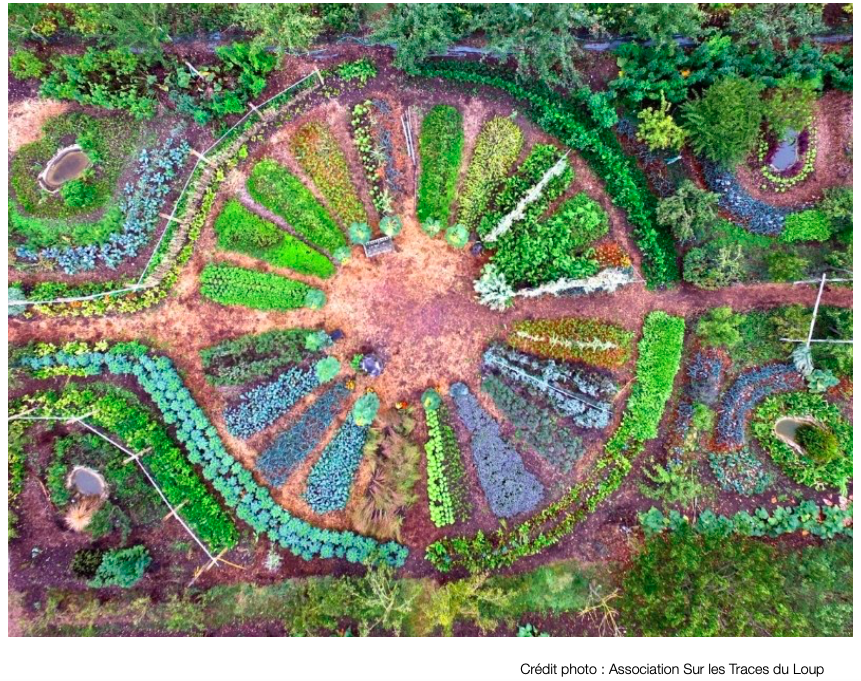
[290,121,368,226]
[214,200,334,278]
[200,263,322,311]
[247,159,347,252]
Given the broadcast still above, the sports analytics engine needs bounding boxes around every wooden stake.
[123,447,152,465]
[163,499,188,521]
[190,149,216,167]
[314,67,325,87]
[159,212,184,224]
[8,406,37,421]
[247,101,264,119]
[806,272,828,347]
[65,411,96,425]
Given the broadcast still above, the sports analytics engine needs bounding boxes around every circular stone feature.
[38,144,91,193]
[68,466,107,498]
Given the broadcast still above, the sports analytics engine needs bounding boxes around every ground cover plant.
[200,263,321,312]
[214,200,334,278]
[7,4,853,646]
[417,105,463,226]
[290,121,368,227]
[247,159,348,253]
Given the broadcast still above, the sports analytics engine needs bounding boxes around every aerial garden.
[6,3,853,640]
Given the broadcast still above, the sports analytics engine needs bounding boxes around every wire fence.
[10,69,322,309]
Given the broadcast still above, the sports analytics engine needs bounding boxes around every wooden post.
[163,499,188,522]
[806,272,828,347]
[247,101,264,119]
[123,447,152,465]
[159,212,184,224]
[65,411,96,426]
[190,149,216,167]
[314,67,325,87]
[184,60,203,79]
[7,406,37,421]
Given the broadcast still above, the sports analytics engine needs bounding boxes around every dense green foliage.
[682,77,765,166]
[423,394,471,528]
[412,60,678,287]
[247,159,347,252]
[290,121,367,227]
[214,200,334,278]
[18,384,239,552]
[417,105,464,226]
[199,263,318,311]
[89,546,152,589]
[621,528,849,636]
[751,392,852,492]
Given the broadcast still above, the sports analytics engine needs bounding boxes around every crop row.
[422,391,471,528]
[247,158,347,253]
[507,317,634,368]
[449,382,544,519]
[256,382,350,487]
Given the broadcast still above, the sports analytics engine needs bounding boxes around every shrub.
[423,396,472,528]
[421,218,443,237]
[709,448,775,496]
[224,365,322,439]
[303,421,369,513]
[507,317,634,368]
[765,76,818,138]
[636,93,686,151]
[214,200,334,278]
[200,328,326,386]
[314,357,341,384]
[780,209,832,243]
[656,181,718,243]
[256,383,350,486]
[199,263,319,311]
[683,244,745,290]
[290,121,367,226]
[795,425,840,464]
[767,251,809,282]
[10,49,45,79]
[696,306,743,348]
[682,77,765,166]
[457,117,523,229]
[819,187,852,232]
[89,545,152,589]
[71,548,105,580]
[247,159,347,252]
[621,528,804,636]
[40,48,158,119]
[450,382,544,518]
[417,105,463,225]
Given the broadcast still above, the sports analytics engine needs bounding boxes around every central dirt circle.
[323,219,501,403]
